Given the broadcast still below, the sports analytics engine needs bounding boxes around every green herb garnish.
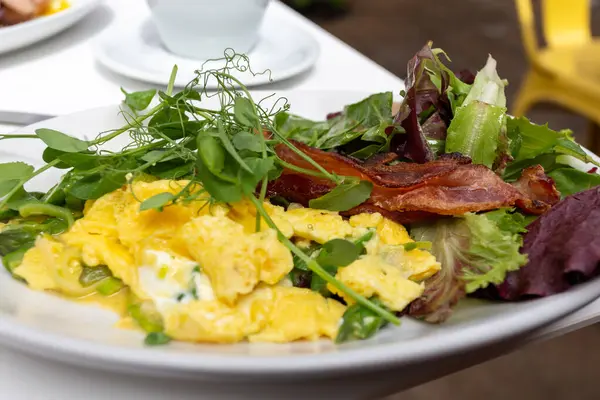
[310,238,362,297]
[144,332,172,346]
[336,298,392,344]
[0,50,397,327]
[402,241,432,251]
[96,277,124,296]
[79,265,113,287]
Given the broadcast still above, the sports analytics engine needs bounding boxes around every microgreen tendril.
[0,49,396,325]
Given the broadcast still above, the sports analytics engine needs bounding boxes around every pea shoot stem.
[275,158,333,180]
[248,196,401,326]
[0,134,39,140]
[166,65,178,96]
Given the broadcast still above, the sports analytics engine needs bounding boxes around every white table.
[1,1,600,399]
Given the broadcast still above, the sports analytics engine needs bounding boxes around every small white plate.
[1,91,600,400]
[0,0,102,55]
[94,16,320,88]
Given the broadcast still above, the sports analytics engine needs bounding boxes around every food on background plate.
[1,45,599,345]
[0,0,68,26]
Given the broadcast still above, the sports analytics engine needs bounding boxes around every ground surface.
[306,1,600,398]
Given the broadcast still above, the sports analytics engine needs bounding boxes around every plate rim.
[1,97,600,377]
[93,16,320,88]
[0,0,102,53]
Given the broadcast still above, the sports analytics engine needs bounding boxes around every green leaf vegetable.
[96,278,124,296]
[0,162,35,181]
[445,55,508,168]
[548,168,600,197]
[139,192,176,212]
[503,116,600,181]
[144,332,172,346]
[460,212,528,292]
[78,265,125,296]
[410,209,528,321]
[121,88,157,111]
[0,214,70,258]
[310,238,362,296]
[461,55,507,108]
[79,265,113,287]
[0,226,39,257]
[309,179,373,212]
[35,128,90,153]
[445,102,505,168]
[274,92,395,158]
[336,298,391,344]
[129,300,164,333]
[0,51,398,329]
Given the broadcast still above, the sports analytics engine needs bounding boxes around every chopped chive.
[403,241,432,251]
[96,277,124,296]
[144,332,171,346]
[157,266,168,280]
[79,265,112,287]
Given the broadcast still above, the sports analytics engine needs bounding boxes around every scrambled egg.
[14,180,441,344]
[40,1,70,16]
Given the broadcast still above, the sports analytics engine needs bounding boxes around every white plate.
[0,0,102,55]
[1,91,600,399]
[94,15,320,89]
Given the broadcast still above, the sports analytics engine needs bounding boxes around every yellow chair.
[514,0,600,152]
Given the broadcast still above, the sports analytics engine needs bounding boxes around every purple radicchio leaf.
[391,43,451,163]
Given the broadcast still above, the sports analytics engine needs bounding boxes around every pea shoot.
[0,49,399,327]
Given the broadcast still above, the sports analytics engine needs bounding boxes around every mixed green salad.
[1,43,599,344]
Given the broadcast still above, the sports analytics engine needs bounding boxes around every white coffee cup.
[147,0,271,60]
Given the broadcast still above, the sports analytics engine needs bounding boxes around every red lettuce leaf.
[391,43,455,163]
[456,69,476,85]
[491,186,600,300]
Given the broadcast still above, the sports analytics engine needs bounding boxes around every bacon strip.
[269,141,560,223]
[513,165,561,214]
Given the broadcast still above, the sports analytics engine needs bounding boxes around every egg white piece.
[137,250,214,312]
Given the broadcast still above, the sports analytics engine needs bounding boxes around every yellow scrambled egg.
[13,180,440,344]
[40,1,70,16]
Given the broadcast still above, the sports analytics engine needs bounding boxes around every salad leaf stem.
[268,130,343,185]
[275,158,332,180]
[166,65,178,96]
[0,134,39,141]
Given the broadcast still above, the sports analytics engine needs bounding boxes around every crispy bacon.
[513,165,561,214]
[268,141,560,223]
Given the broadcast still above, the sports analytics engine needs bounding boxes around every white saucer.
[94,16,320,89]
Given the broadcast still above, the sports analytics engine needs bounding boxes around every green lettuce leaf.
[409,209,528,322]
[273,113,332,146]
[547,168,600,197]
[274,92,394,158]
[460,212,528,292]
[503,116,600,181]
[445,101,505,168]
[444,55,508,168]
[461,55,507,108]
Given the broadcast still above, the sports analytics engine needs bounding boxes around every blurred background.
[286,0,600,398]
[288,0,600,148]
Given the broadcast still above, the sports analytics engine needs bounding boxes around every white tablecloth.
[0,0,402,117]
